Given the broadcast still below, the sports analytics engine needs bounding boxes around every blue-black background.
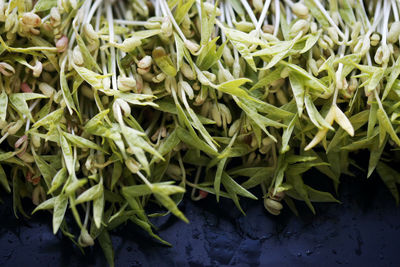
[0,171,400,267]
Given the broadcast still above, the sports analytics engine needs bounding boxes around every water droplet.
[296,252,302,257]
[306,249,313,256]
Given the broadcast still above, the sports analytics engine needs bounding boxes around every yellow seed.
[78,228,94,247]
[7,120,24,135]
[264,198,283,215]
[18,152,35,163]
[292,2,309,18]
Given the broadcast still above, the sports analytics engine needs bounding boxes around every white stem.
[240,0,258,26]
[114,0,124,19]
[0,132,9,145]
[85,0,102,24]
[25,119,30,132]
[29,99,41,112]
[137,171,153,187]
[196,1,202,22]
[95,2,102,30]
[358,0,371,28]
[367,51,372,66]
[382,0,391,45]
[392,0,399,21]
[256,0,271,32]
[219,2,227,42]
[273,0,280,36]
[114,19,155,26]
[313,0,345,39]
[106,2,117,91]
[41,14,50,22]
[83,202,90,227]
[371,0,383,34]
[284,0,294,6]
[225,1,234,27]
[154,0,161,17]
[190,166,202,201]
[160,0,187,41]
[285,4,291,24]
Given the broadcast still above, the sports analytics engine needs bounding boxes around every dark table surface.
[0,172,400,267]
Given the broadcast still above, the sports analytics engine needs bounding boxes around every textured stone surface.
[0,173,400,266]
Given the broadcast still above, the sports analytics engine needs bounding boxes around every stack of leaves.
[1,0,400,265]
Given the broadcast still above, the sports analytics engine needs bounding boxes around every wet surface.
[0,173,400,267]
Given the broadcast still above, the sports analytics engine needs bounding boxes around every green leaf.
[75,183,103,205]
[250,66,284,91]
[339,0,356,25]
[48,167,68,194]
[32,109,64,129]
[34,0,57,11]
[304,94,333,130]
[152,183,186,195]
[200,1,217,45]
[122,184,153,198]
[235,98,286,141]
[289,72,305,115]
[376,161,400,205]
[286,174,315,214]
[367,68,385,92]
[368,136,387,177]
[72,65,106,91]
[174,0,196,24]
[221,172,257,200]
[63,132,107,153]
[130,217,171,246]
[98,230,115,267]
[153,192,188,223]
[281,115,297,154]
[174,33,185,70]
[9,93,47,121]
[93,190,104,228]
[32,197,56,214]
[214,158,227,202]
[383,55,400,99]
[74,30,102,72]
[155,129,180,157]
[214,78,254,100]
[53,193,68,234]
[121,189,148,223]
[61,57,78,115]
[152,47,177,76]
[280,61,329,92]
[29,36,59,71]
[0,90,8,121]
[196,38,226,70]
[241,170,274,189]
[306,185,340,203]
[0,165,10,192]
[0,152,16,162]
[378,108,400,146]
[122,125,163,159]
[176,126,219,156]
[222,26,265,46]
[32,150,57,189]
[300,31,322,53]
[59,131,74,175]
[231,40,257,71]
[304,0,330,28]
[111,161,123,191]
